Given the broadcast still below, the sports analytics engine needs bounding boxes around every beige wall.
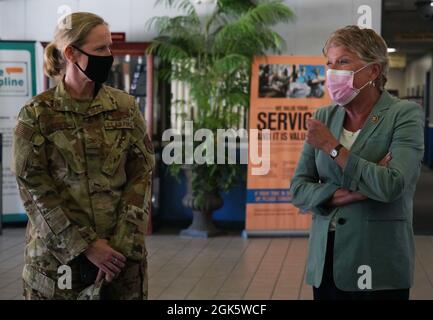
[385,52,432,124]
[386,68,406,98]
[405,53,432,97]
[386,53,432,98]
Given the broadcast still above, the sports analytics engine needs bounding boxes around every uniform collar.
[53,80,118,116]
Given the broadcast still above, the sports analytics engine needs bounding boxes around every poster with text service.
[246,56,331,235]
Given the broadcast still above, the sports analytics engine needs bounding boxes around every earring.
[370,80,376,87]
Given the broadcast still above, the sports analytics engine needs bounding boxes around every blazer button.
[338,218,346,225]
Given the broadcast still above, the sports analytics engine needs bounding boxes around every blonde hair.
[44,12,107,78]
[323,25,389,90]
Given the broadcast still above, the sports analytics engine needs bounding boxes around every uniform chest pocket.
[104,110,134,131]
[40,115,76,135]
[102,115,136,176]
[48,131,86,174]
[41,116,86,175]
[101,132,131,176]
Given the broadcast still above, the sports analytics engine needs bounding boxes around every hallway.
[413,165,433,235]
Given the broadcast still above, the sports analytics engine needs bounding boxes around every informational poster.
[245,56,331,236]
[0,41,43,222]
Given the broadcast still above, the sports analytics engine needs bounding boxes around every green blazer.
[290,91,425,291]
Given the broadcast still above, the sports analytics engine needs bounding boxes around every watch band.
[330,143,343,159]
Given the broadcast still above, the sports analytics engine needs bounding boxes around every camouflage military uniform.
[12,81,155,300]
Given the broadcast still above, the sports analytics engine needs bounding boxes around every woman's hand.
[84,239,126,280]
[327,189,367,207]
[378,151,392,167]
[96,268,116,284]
[306,118,339,153]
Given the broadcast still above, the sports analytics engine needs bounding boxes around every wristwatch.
[330,144,343,160]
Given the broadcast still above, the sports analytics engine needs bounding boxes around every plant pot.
[180,167,224,238]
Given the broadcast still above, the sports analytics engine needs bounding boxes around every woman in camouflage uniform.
[12,12,154,300]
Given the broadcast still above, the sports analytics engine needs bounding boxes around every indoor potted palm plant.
[147,0,294,237]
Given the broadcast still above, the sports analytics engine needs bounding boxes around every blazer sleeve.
[341,102,425,203]
[290,109,340,215]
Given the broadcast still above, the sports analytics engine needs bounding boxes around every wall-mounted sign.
[395,32,433,42]
[0,41,43,223]
[0,62,29,96]
[111,32,126,42]
[389,53,407,69]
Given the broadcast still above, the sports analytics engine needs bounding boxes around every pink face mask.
[326,63,373,106]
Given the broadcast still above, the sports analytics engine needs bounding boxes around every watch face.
[331,149,338,158]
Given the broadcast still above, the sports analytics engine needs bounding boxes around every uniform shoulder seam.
[24,88,56,109]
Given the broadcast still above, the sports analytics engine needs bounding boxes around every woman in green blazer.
[290,26,424,300]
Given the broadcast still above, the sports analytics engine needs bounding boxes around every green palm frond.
[246,1,295,27]
[149,0,295,192]
[211,54,250,76]
[154,0,196,15]
[223,91,249,109]
[148,33,205,63]
[218,0,256,13]
[213,1,294,56]
[146,15,200,37]
[147,39,190,61]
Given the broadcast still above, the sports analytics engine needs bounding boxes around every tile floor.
[1,227,433,300]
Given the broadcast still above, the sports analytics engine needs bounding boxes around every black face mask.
[72,46,113,84]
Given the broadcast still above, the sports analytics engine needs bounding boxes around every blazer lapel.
[345,91,394,154]
[326,105,345,177]
[330,105,345,141]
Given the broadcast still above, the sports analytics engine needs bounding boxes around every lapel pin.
[371,115,379,123]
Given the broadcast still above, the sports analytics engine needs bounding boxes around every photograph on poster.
[258,64,326,99]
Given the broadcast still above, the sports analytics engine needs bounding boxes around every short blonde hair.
[44,12,107,78]
[323,25,389,90]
